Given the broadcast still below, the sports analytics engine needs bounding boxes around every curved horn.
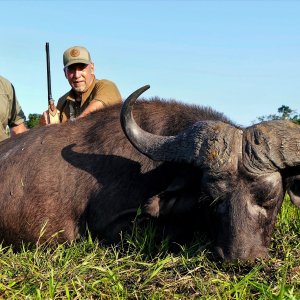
[243,120,300,173]
[120,86,242,171]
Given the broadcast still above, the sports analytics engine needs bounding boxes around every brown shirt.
[57,78,122,122]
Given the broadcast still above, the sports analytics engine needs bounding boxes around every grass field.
[0,195,299,299]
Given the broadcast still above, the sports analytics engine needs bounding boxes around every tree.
[26,113,42,128]
[255,105,300,124]
[277,105,293,119]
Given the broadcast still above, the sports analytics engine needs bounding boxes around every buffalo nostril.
[252,247,270,260]
[214,245,270,262]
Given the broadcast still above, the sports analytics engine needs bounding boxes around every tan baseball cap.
[63,46,92,68]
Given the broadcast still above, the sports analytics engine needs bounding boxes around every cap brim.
[64,59,91,68]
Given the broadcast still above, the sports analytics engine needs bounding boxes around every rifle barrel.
[45,42,52,103]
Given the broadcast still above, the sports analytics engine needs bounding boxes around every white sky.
[1,0,299,126]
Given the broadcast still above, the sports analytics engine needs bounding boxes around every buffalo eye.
[251,173,282,209]
[257,197,277,210]
[252,184,279,210]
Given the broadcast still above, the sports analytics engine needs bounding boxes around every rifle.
[45,42,53,105]
[44,42,60,124]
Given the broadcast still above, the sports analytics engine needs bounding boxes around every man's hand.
[10,123,28,136]
[39,111,49,125]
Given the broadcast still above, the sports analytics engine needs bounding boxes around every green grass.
[0,196,299,299]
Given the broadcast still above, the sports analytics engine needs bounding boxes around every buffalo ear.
[144,176,188,217]
[144,173,200,217]
[145,192,177,217]
[287,176,300,208]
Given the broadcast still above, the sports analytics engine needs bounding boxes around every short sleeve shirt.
[57,78,122,122]
[0,76,26,141]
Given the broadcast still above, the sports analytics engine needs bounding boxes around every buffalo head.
[120,85,300,261]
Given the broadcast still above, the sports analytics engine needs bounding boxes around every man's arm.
[77,100,105,118]
[78,79,122,119]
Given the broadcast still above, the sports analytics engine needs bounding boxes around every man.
[43,99,60,125]
[57,46,122,122]
[0,75,28,141]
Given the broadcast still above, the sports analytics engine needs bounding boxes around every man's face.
[49,101,55,111]
[64,63,95,93]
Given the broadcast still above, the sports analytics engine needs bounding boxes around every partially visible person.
[43,99,60,125]
[0,75,28,142]
[40,46,122,124]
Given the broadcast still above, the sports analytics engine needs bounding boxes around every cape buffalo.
[0,85,299,261]
[121,86,300,261]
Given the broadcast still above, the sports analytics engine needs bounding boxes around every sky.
[1,0,300,127]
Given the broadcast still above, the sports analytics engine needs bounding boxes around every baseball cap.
[63,46,92,68]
